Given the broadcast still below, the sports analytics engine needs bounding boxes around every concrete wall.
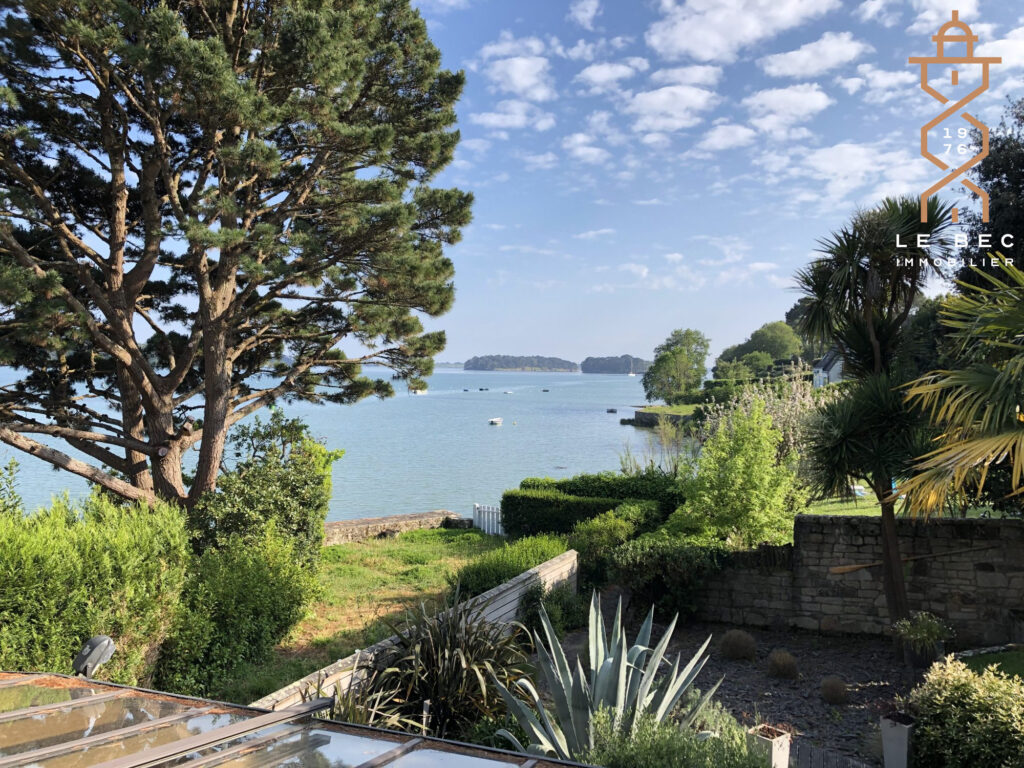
[323,510,465,546]
[695,515,1024,647]
[252,549,578,710]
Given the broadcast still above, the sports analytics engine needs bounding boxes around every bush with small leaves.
[720,630,757,661]
[821,676,848,705]
[767,649,798,680]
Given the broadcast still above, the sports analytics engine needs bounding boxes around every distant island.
[464,355,579,372]
[580,355,652,375]
[433,361,464,368]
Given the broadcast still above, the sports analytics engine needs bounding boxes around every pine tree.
[0,0,472,505]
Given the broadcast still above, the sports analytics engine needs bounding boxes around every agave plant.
[493,591,720,760]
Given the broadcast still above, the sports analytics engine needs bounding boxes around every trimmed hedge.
[568,501,660,587]
[519,469,684,516]
[611,533,728,618]
[449,534,567,598]
[0,494,189,685]
[501,489,622,538]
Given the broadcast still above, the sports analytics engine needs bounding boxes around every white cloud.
[743,83,834,139]
[523,152,559,170]
[469,100,556,132]
[633,198,667,205]
[848,64,917,103]
[695,123,757,151]
[574,228,616,239]
[485,56,556,101]
[649,65,723,86]
[586,111,628,145]
[646,0,840,63]
[575,60,647,93]
[478,31,547,60]
[695,235,751,264]
[619,262,650,278]
[976,27,1024,70]
[748,261,778,272]
[907,0,978,35]
[641,132,672,149]
[627,85,719,132]
[664,252,684,262]
[461,138,491,153]
[856,0,899,27]
[562,133,612,164]
[758,32,873,78]
[568,0,602,30]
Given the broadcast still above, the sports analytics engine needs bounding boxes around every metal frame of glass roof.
[0,672,595,768]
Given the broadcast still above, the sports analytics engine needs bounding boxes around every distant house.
[813,348,845,388]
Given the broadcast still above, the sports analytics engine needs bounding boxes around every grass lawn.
[805,488,882,516]
[640,403,698,417]
[963,649,1024,679]
[215,527,503,705]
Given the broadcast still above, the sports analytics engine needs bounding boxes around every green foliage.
[671,399,803,547]
[0,493,188,685]
[189,411,341,565]
[463,355,577,371]
[584,706,760,768]
[367,595,532,740]
[580,355,651,374]
[519,582,587,640]
[155,524,315,697]
[0,459,20,516]
[610,533,727,618]
[720,321,803,364]
[494,592,719,761]
[501,488,622,538]
[519,469,682,517]
[909,659,1024,768]
[643,328,711,404]
[893,612,953,655]
[0,0,471,504]
[569,509,634,588]
[450,535,567,598]
[767,649,798,679]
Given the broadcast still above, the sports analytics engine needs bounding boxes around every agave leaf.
[492,677,562,758]
[534,639,574,741]
[495,728,528,753]
[634,613,681,715]
[589,591,605,682]
[538,603,573,690]
[569,660,592,754]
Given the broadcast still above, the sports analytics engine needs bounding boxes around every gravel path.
[559,603,914,766]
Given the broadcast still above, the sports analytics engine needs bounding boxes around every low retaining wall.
[252,549,578,710]
[695,515,1024,647]
[323,510,464,546]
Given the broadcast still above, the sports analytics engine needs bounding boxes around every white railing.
[473,503,504,536]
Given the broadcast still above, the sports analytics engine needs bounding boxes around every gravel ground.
[559,599,914,766]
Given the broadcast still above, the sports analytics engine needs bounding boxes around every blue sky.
[6,2,1022,501]
[403,0,1024,364]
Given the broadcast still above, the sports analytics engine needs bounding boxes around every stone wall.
[252,549,578,710]
[695,515,1024,647]
[323,510,466,546]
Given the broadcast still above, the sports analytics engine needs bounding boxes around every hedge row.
[501,488,623,538]
[450,534,567,598]
[568,500,661,587]
[518,469,683,516]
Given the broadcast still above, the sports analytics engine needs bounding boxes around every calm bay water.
[0,368,654,521]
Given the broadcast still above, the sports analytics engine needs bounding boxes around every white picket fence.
[473,503,504,536]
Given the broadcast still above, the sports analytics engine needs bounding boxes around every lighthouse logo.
[909,11,1000,223]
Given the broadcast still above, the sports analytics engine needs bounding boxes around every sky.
[403,0,1024,364]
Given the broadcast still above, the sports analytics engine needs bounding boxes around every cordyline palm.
[901,257,1024,515]
[795,195,953,622]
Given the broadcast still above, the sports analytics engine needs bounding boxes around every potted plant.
[746,723,791,768]
[880,707,915,768]
[893,611,953,668]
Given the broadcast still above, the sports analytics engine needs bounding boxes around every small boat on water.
[542,389,550,392]
[607,408,617,413]
[410,389,427,395]
[479,387,488,391]
[627,373,636,377]
[488,417,503,426]
[503,391,513,394]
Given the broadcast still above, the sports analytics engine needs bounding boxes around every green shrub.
[155,523,315,697]
[519,469,683,517]
[0,493,188,685]
[767,649,798,679]
[909,658,1024,768]
[720,630,757,661]
[584,705,759,768]
[569,511,636,587]
[188,410,342,566]
[669,399,803,547]
[611,532,727,618]
[501,489,621,538]
[450,534,567,598]
[519,581,587,639]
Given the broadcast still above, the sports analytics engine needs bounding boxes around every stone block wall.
[694,515,1024,647]
[323,510,464,545]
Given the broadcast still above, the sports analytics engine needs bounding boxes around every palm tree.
[901,257,1024,515]
[795,195,953,622]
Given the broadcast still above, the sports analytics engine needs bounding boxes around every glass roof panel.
[0,694,191,757]
[388,748,518,768]
[36,712,244,768]
[0,683,100,714]
[208,727,401,768]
